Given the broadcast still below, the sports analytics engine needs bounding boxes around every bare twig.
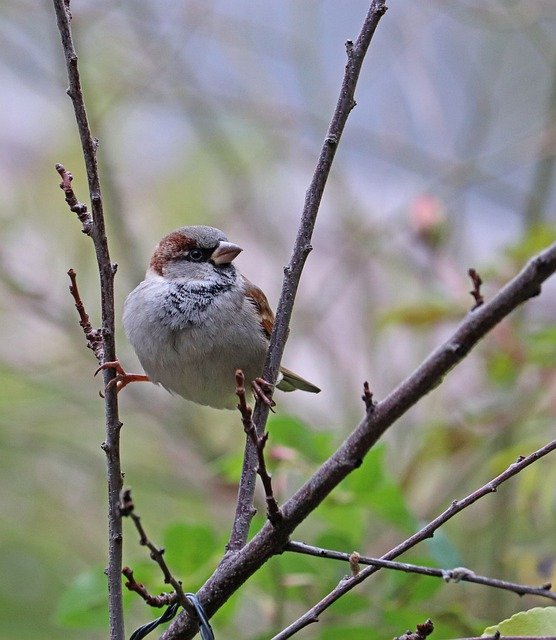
[227,0,388,554]
[67,268,104,362]
[122,567,177,608]
[56,163,93,234]
[119,489,198,621]
[362,381,375,411]
[52,1,124,638]
[395,619,434,640]
[468,268,484,309]
[285,541,556,601]
[235,371,282,525]
[272,439,556,639]
[163,239,556,640]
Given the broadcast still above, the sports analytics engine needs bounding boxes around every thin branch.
[56,163,93,234]
[122,567,177,609]
[361,381,375,411]
[394,619,434,640]
[285,541,556,601]
[162,239,556,640]
[234,371,282,526]
[51,1,123,638]
[67,268,104,362]
[468,268,484,310]
[227,0,388,554]
[119,489,198,621]
[272,439,556,640]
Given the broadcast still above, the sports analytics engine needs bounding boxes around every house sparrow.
[101,225,320,409]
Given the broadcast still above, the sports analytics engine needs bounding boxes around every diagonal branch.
[162,237,556,640]
[51,1,124,638]
[227,0,388,554]
[273,437,556,639]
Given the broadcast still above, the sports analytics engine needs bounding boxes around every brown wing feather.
[243,277,320,394]
[243,277,275,339]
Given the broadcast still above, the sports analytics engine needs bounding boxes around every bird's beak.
[211,241,243,265]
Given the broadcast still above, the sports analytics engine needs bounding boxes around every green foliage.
[54,567,108,629]
[482,607,556,637]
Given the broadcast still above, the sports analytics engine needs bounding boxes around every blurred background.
[1,1,555,638]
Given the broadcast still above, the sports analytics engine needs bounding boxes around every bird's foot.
[95,360,150,394]
[251,377,276,410]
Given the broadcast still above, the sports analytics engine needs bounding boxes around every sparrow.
[101,225,320,409]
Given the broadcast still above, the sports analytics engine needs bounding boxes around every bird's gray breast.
[159,270,239,330]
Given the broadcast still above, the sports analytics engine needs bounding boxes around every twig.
[235,371,283,525]
[162,240,556,640]
[67,268,104,362]
[119,489,198,621]
[56,164,93,234]
[122,567,177,608]
[362,381,375,411]
[285,541,556,601]
[51,1,124,638]
[227,0,388,555]
[468,268,484,309]
[395,619,434,640]
[272,439,556,640]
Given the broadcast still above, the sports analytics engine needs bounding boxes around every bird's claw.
[94,360,149,395]
[252,377,276,411]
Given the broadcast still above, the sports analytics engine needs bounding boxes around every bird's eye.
[188,248,204,262]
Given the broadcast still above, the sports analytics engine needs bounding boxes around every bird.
[99,225,320,409]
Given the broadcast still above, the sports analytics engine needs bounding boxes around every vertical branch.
[228,0,388,551]
[52,2,124,639]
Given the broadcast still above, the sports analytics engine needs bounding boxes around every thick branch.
[162,241,556,640]
[52,1,123,638]
[228,0,388,554]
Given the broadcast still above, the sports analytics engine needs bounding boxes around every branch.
[162,238,556,640]
[234,371,282,527]
[52,1,124,638]
[67,268,104,362]
[273,438,556,639]
[285,541,556,602]
[119,489,198,621]
[227,0,388,554]
[394,619,434,640]
[468,268,484,309]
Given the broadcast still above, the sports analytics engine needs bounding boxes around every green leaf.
[505,224,556,264]
[482,607,556,636]
[379,299,460,328]
[54,567,108,629]
[163,522,218,579]
[525,326,556,367]
[425,529,461,568]
[267,414,334,463]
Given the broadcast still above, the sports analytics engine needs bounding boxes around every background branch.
[285,541,556,602]
[273,438,556,639]
[227,0,388,553]
[52,1,124,638]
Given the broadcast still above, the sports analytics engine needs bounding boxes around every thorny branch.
[227,0,388,555]
[285,541,556,601]
[235,371,282,525]
[52,0,124,638]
